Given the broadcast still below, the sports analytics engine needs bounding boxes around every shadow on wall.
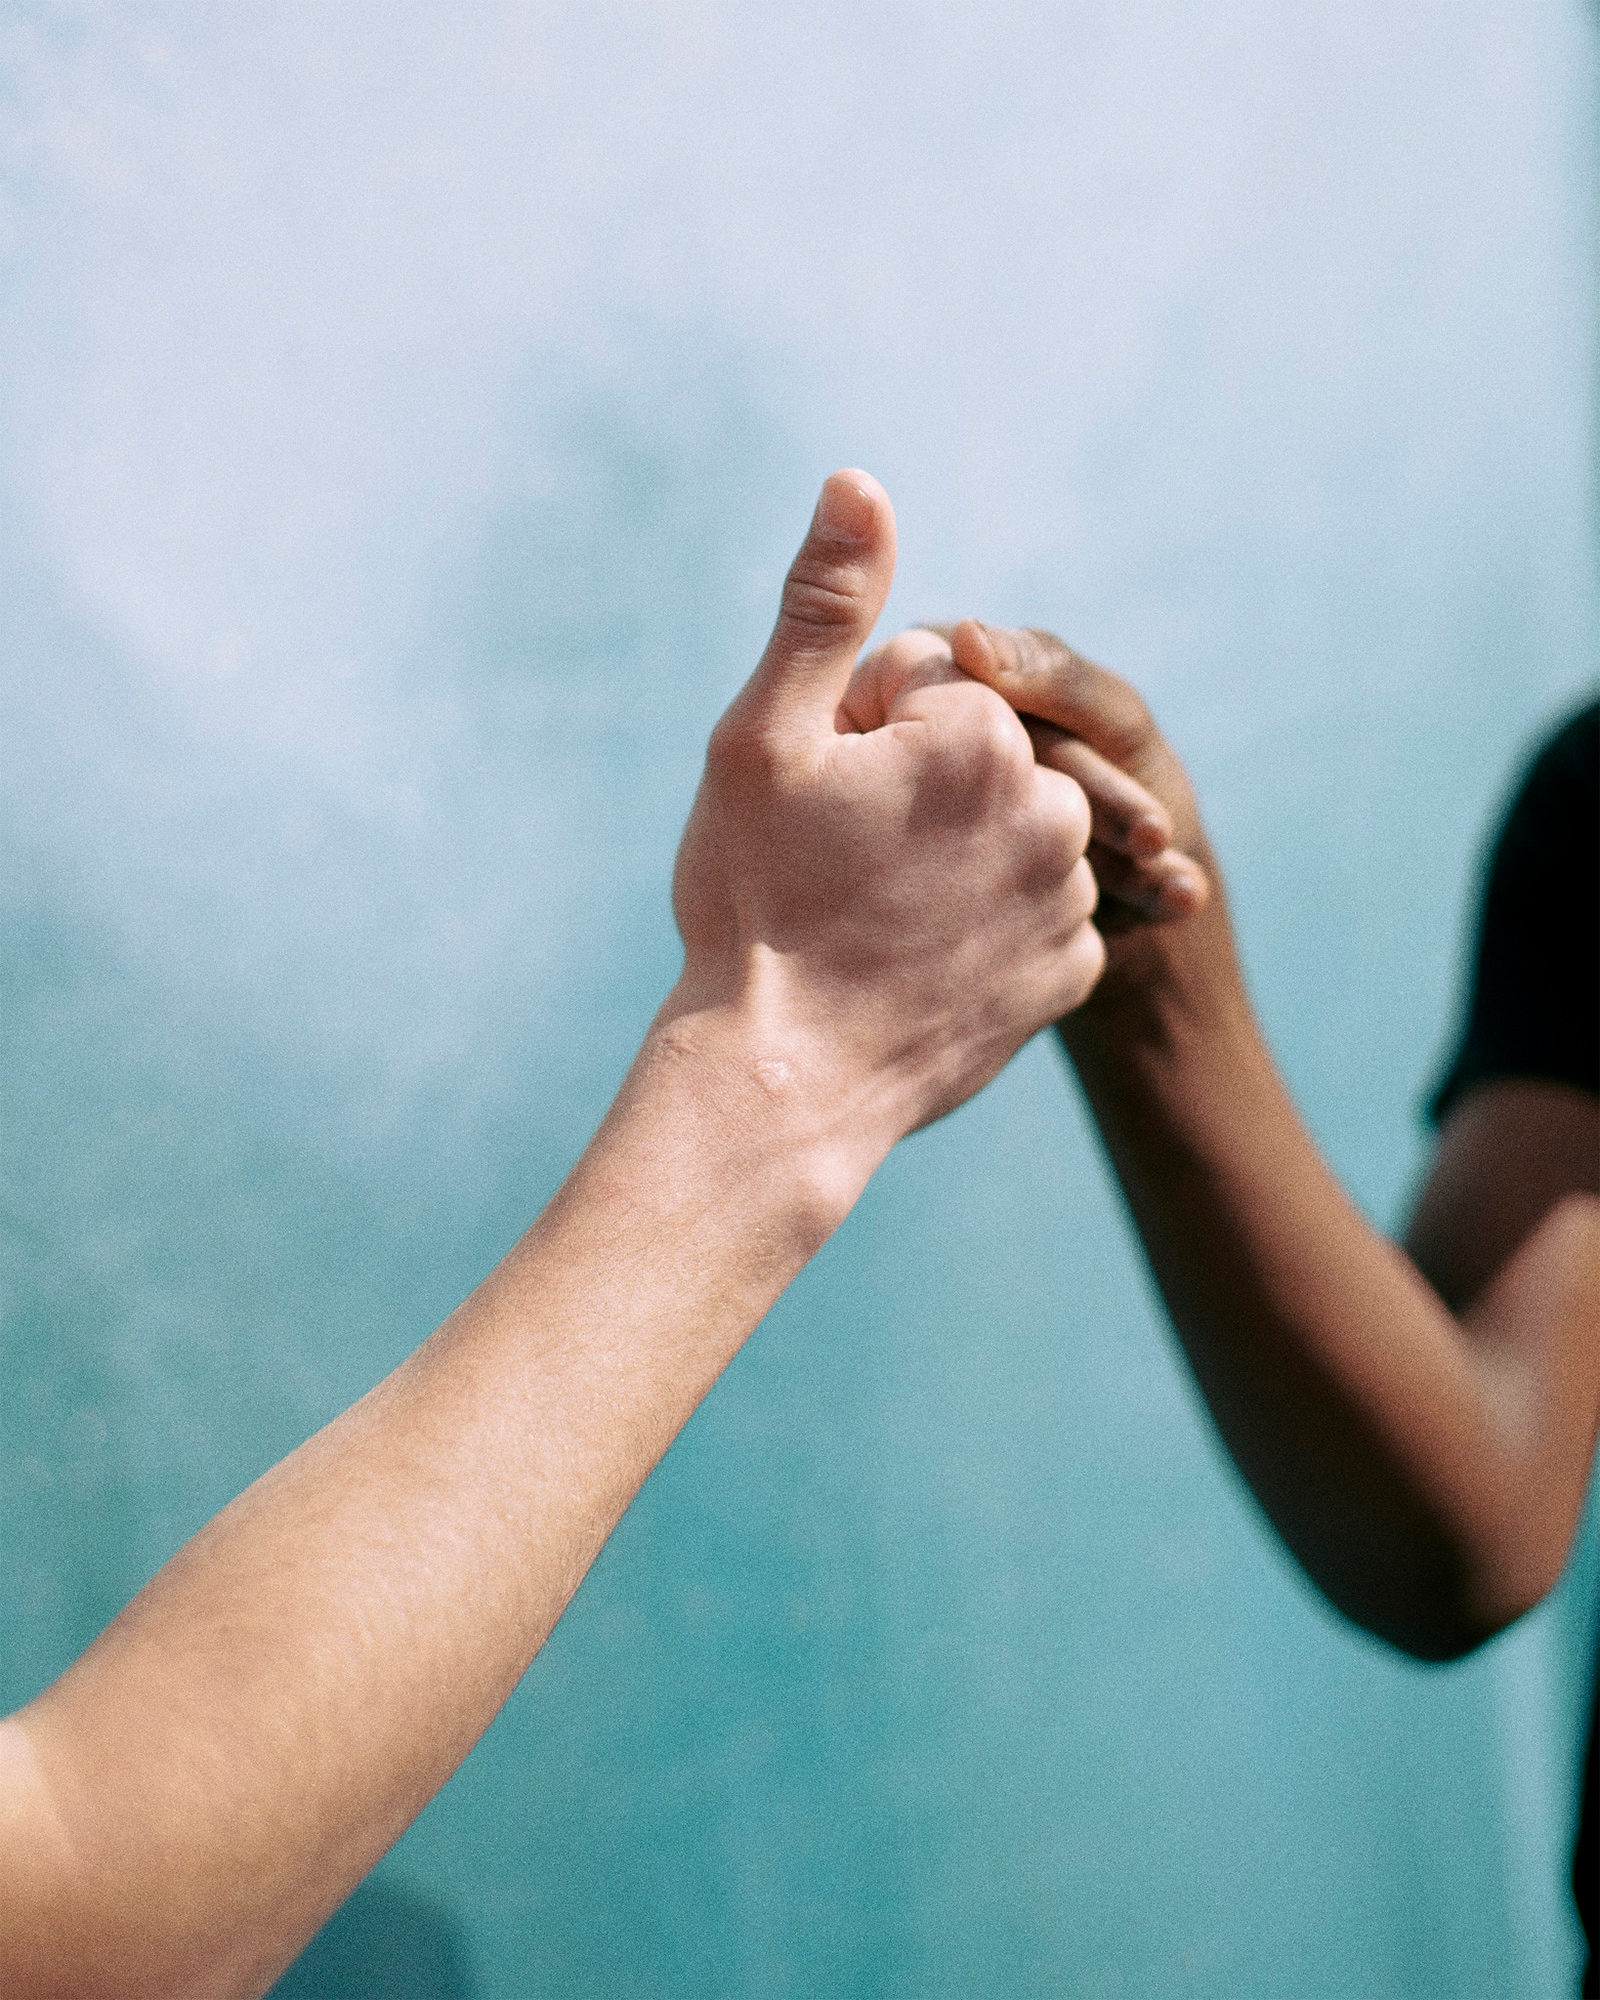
[268,1879,479,1999]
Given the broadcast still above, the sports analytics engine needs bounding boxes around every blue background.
[2,4,1597,1993]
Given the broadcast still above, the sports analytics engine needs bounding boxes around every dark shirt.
[1431,697,1599,1992]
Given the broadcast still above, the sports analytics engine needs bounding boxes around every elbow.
[1352,1600,1505,1666]
[1346,1593,1528,1667]
[1450,1484,1592,1655]
[1306,1495,1575,1665]
[1353,1532,1571,1666]
[1390,1614,1517,1667]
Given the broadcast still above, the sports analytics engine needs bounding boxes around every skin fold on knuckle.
[885,660,965,719]
[779,560,864,638]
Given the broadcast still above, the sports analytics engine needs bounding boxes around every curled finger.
[1089,840,1210,926]
[1027,719,1171,860]
[950,620,1157,767]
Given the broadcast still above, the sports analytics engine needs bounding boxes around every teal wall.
[2,5,1597,1994]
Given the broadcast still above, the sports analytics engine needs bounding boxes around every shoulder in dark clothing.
[1430,696,1599,1122]
[1424,696,1600,1994]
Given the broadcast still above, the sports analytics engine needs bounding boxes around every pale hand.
[668,476,1105,1184]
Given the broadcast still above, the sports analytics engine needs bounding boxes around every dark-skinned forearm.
[1059,914,1591,1660]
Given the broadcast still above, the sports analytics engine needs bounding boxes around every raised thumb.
[743,470,896,723]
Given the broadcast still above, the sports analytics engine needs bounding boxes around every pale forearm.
[3,1003,878,2000]
[0,473,1111,1995]
[1062,944,1599,1659]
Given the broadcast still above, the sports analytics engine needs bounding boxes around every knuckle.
[1068,922,1109,998]
[1060,775,1093,857]
[1068,854,1100,924]
[880,630,927,670]
[870,630,960,715]
[974,686,1024,755]
[930,684,1028,788]
[880,628,949,678]
[1016,626,1070,664]
[974,706,1034,799]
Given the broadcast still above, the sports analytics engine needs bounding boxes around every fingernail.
[972,622,1004,667]
[1159,866,1204,915]
[812,477,875,548]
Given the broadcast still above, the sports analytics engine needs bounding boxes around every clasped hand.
[668,469,1207,1169]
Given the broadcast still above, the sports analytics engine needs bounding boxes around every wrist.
[1055,906,1300,1197]
[632,966,904,1249]
[1061,902,1257,1074]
